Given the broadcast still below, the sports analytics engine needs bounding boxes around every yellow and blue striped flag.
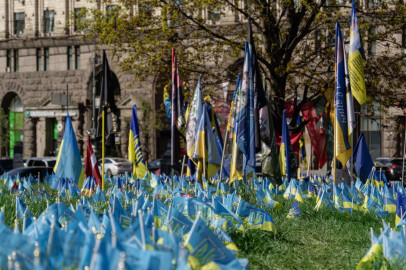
[349,0,367,105]
[128,104,148,179]
[53,114,82,184]
[335,22,352,166]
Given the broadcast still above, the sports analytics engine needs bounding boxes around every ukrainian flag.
[193,105,222,179]
[53,114,82,184]
[348,0,367,105]
[128,104,147,179]
[334,22,352,166]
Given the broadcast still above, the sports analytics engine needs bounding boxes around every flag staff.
[180,155,186,178]
[219,129,229,182]
[333,97,337,186]
[402,117,406,186]
[101,107,105,191]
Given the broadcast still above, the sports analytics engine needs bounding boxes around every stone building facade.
[0,0,165,160]
[0,0,404,165]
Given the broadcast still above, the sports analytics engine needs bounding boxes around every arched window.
[8,95,24,157]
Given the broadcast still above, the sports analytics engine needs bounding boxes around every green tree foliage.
[80,0,406,113]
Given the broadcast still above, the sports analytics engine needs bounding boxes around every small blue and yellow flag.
[396,191,406,226]
[287,200,302,219]
[128,104,148,179]
[53,114,82,184]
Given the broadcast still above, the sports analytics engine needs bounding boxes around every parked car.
[375,157,406,181]
[98,158,133,177]
[0,158,14,174]
[7,166,54,182]
[25,157,57,168]
[148,158,172,175]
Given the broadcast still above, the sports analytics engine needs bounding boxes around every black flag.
[247,19,267,153]
[96,50,117,147]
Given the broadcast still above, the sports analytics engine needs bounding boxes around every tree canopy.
[81,0,406,113]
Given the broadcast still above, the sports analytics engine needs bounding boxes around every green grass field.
[0,184,395,269]
[231,196,393,270]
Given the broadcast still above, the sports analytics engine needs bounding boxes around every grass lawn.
[231,196,393,270]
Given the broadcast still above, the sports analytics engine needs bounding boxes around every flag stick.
[402,118,406,186]
[219,129,229,182]
[333,108,337,186]
[350,131,354,186]
[101,109,105,191]
[307,144,312,177]
[180,155,186,178]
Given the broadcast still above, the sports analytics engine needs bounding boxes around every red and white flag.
[84,135,102,187]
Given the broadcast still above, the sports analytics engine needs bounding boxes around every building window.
[75,46,80,69]
[44,10,55,34]
[208,6,221,24]
[6,50,12,72]
[367,0,381,9]
[36,48,43,71]
[325,28,334,50]
[8,95,24,158]
[315,30,322,55]
[368,27,376,56]
[13,49,19,72]
[74,8,86,32]
[402,24,406,53]
[44,48,50,71]
[14,13,25,35]
[361,104,381,160]
[67,47,73,70]
[107,5,118,21]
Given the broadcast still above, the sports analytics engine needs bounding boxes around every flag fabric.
[186,76,203,159]
[247,18,267,153]
[171,48,187,170]
[193,104,222,179]
[163,83,171,118]
[96,50,118,147]
[84,135,102,187]
[53,114,83,184]
[231,43,256,181]
[300,100,328,169]
[128,104,148,179]
[235,42,256,176]
[349,0,367,105]
[286,200,302,219]
[260,77,281,182]
[335,22,352,166]
[353,133,374,183]
[229,77,244,182]
[396,191,406,226]
[279,109,295,182]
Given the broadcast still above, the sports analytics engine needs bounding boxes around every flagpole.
[350,132,354,186]
[219,130,229,182]
[180,155,186,178]
[402,117,406,186]
[101,108,105,191]
[333,109,337,186]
